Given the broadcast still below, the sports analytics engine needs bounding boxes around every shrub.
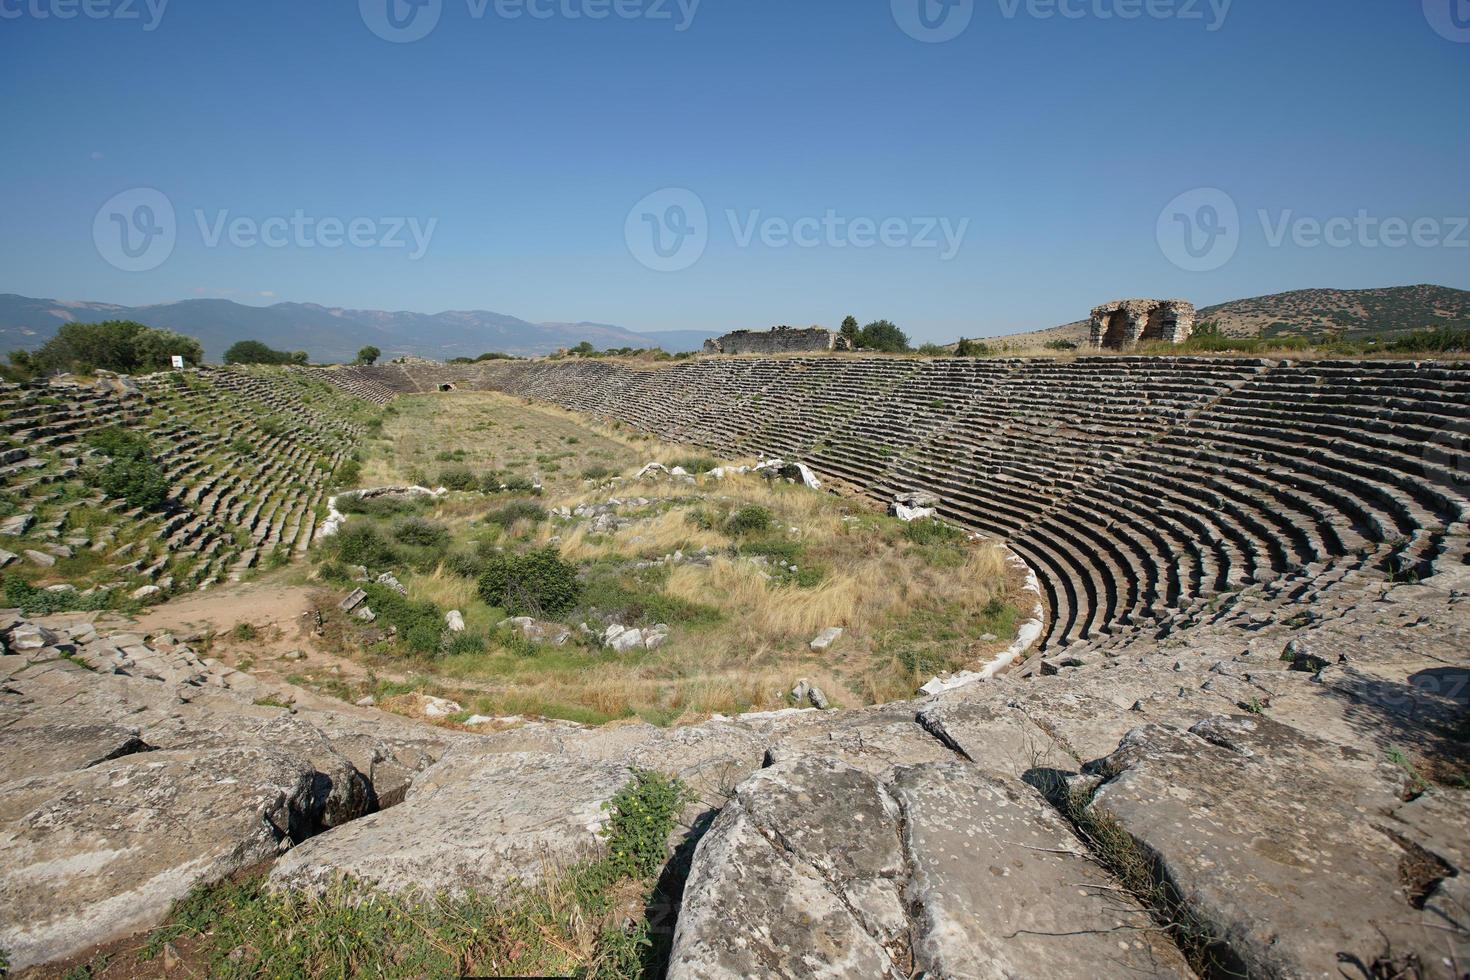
[954,338,990,357]
[392,517,450,548]
[362,583,444,655]
[444,550,485,579]
[3,576,112,615]
[484,501,546,529]
[725,505,774,536]
[224,340,307,366]
[579,564,722,627]
[86,428,167,511]
[602,769,693,879]
[338,494,427,519]
[856,319,911,353]
[331,523,399,568]
[669,455,718,474]
[438,466,479,491]
[903,518,965,546]
[477,548,581,618]
[333,459,362,488]
[502,475,539,495]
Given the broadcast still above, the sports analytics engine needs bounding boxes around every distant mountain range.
[999,284,1470,350]
[0,294,712,362]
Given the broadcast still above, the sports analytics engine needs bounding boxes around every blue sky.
[1,0,1466,341]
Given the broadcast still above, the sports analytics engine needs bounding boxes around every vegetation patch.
[306,391,1021,724]
[135,770,690,979]
[477,548,582,618]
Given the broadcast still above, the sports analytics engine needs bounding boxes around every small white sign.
[170,355,185,369]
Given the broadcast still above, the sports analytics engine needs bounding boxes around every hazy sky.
[2,0,1466,341]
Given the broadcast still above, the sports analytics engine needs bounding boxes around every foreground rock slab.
[669,755,1191,979]
[0,620,457,970]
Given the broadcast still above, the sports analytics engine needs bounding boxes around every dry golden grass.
[322,390,1025,727]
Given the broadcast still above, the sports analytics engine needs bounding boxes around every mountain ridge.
[0,294,708,362]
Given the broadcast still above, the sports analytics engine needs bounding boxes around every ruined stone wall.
[703,326,850,355]
[1089,299,1196,350]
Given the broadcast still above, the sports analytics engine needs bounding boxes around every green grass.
[136,770,690,979]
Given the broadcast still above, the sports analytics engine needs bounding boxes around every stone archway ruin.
[1089,299,1196,350]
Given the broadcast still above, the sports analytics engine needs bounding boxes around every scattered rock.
[501,617,572,646]
[445,610,466,633]
[419,696,463,719]
[890,491,939,522]
[339,589,368,612]
[809,627,844,653]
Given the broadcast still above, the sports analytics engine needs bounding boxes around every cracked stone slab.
[671,755,1192,980]
[0,746,320,970]
[1086,717,1460,978]
[269,749,635,897]
[668,756,907,979]
[889,761,1193,979]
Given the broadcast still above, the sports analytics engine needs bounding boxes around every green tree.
[224,340,296,365]
[954,338,990,357]
[26,320,202,375]
[857,319,911,353]
[839,316,860,343]
[356,345,381,365]
[570,341,596,356]
[132,328,204,370]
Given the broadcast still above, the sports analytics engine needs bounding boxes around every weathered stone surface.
[668,756,908,979]
[671,755,1191,979]
[0,746,321,968]
[270,750,633,897]
[889,762,1191,978]
[1084,717,1437,978]
[0,621,457,970]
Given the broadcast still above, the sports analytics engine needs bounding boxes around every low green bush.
[85,427,167,511]
[484,501,547,529]
[903,518,965,546]
[478,548,581,618]
[392,516,450,548]
[725,505,774,536]
[579,564,722,627]
[330,523,400,568]
[338,494,428,519]
[362,583,444,655]
[438,466,479,491]
[2,576,112,615]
